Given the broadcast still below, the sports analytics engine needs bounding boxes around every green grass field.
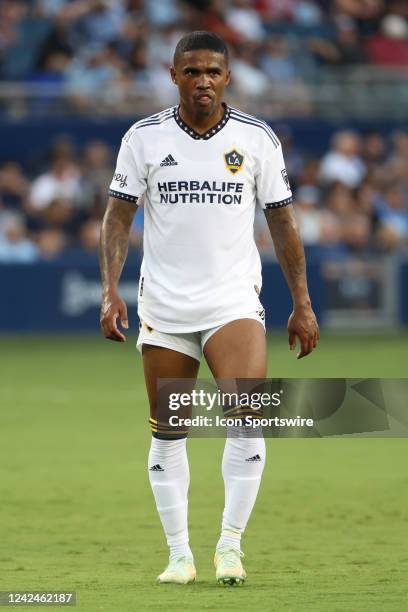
[1,332,407,611]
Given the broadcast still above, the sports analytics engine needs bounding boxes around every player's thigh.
[142,345,200,415]
[203,318,267,379]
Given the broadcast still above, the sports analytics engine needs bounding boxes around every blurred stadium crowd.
[0,0,407,262]
[0,0,408,116]
[0,126,407,262]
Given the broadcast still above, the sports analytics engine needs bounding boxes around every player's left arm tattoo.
[264,205,309,307]
[99,196,137,296]
[264,204,319,358]
[99,196,138,342]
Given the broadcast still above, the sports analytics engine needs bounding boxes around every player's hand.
[287,305,319,359]
[100,291,129,342]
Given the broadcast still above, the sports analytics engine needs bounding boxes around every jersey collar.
[173,104,230,140]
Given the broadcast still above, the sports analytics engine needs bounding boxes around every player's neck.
[178,103,226,135]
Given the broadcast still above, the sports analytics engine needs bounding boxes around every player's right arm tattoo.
[264,205,311,308]
[99,196,138,295]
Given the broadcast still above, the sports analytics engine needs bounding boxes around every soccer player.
[99,31,319,586]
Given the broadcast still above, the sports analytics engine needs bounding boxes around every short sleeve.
[108,137,147,204]
[255,135,293,210]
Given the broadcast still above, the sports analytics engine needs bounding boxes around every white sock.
[216,429,266,553]
[148,437,193,561]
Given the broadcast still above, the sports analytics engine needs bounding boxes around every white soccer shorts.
[136,310,266,362]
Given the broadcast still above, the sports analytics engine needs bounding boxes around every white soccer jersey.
[109,105,293,333]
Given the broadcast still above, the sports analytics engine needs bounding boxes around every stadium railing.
[0,66,408,118]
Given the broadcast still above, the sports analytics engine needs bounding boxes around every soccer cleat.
[214,547,247,586]
[156,556,196,584]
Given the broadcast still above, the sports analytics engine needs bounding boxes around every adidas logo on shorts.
[160,154,178,166]
[257,307,265,322]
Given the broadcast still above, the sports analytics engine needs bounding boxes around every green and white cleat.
[156,556,196,585]
[214,547,247,586]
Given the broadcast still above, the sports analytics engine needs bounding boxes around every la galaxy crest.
[224,149,244,175]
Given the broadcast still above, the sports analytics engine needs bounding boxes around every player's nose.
[196,74,211,89]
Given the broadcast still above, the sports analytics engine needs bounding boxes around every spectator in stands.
[361,132,387,170]
[366,14,408,66]
[387,0,408,19]
[294,185,323,246]
[306,17,367,67]
[26,51,71,114]
[38,196,78,238]
[144,0,181,27]
[199,0,244,47]
[324,181,356,215]
[0,161,29,211]
[334,0,384,33]
[333,16,368,64]
[386,131,408,186]
[293,1,323,26]
[0,0,30,79]
[0,1,20,62]
[230,44,269,97]
[30,50,71,87]
[254,0,296,24]
[259,37,297,84]
[81,140,112,214]
[28,145,82,211]
[297,157,320,189]
[36,11,74,67]
[376,184,408,249]
[226,0,265,42]
[355,179,378,219]
[131,35,179,108]
[38,0,74,17]
[275,123,304,184]
[55,0,127,51]
[65,43,126,111]
[319,212,344,253]
[36,228,67,259]
[319,130,366,188]
[147,23,184,67]
[0,214,39,263]
[78,217,101,253]
[342,213,372,253]
[306,34,342,67]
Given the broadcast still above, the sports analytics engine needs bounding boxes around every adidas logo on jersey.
[245,454,261,462]
[149,464,164,471]
[160,154,178,166]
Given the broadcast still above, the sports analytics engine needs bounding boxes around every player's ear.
[170,65,177,85]
[225,69,231,86]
